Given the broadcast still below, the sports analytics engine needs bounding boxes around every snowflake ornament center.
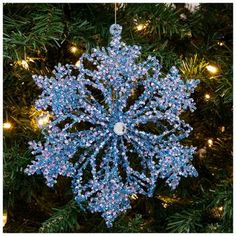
[113,122,126,135]
[25,23,200,228]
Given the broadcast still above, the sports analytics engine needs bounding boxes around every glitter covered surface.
[25,24,199,227]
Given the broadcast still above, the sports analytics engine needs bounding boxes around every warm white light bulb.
[3,122,12,129]
[162,203,168,208]
[130,194,138,200]
[220,126,225,132]
[136,22,149,31]
[70,46,78,54]
[37,115,50,126]
[204,93,211,100]
[75,60,81,67]
[21,60,29,70]
[218,206,224,211]
[208,139,213,147]
[136,24,145,31]
[206,65,218,74]
[3,212,7,226]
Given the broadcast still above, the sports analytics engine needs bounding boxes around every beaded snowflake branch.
[25,24,199,227]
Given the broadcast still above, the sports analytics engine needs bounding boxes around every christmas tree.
[3,3,233,233]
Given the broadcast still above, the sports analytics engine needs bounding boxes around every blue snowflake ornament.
[25,24,200,227]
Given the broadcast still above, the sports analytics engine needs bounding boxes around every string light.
[16,57,34,70]
[219,126,225,133]
[162,203,168,208]
[197,147,207,159]
[204,93,211,101]
[130,194,138,200]
[208,139,213,147]
[211,206,224,218]
[136,22,148,31]
[185,31,192,38]
[3,122,12,129]
[185,3,200,12]
[136,24,145,31]
[180,13,187,20]
[37,114,50,127]
[3,212,7,227]
[70,46,78,54]
[75,60,81,67]
[21,60,29,70]
[206,65,218,74]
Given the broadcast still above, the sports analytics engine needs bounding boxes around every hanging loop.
[114,2,117,24]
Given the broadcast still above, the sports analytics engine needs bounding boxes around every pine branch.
[208,181,233,232]
[3,144,31,189]
[39,200,81,233]
[167,209,202,233]
[215,69,232,104]
[180,54,208,80]
[126,3,190,39]
[4,4,64,61]
[112,214,144,233]
[3,144,35,206]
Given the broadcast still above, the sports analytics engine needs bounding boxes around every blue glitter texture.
[25,24,200,227]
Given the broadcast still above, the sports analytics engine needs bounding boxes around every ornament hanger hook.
[114,2,117,24]
[110,2,122,37]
